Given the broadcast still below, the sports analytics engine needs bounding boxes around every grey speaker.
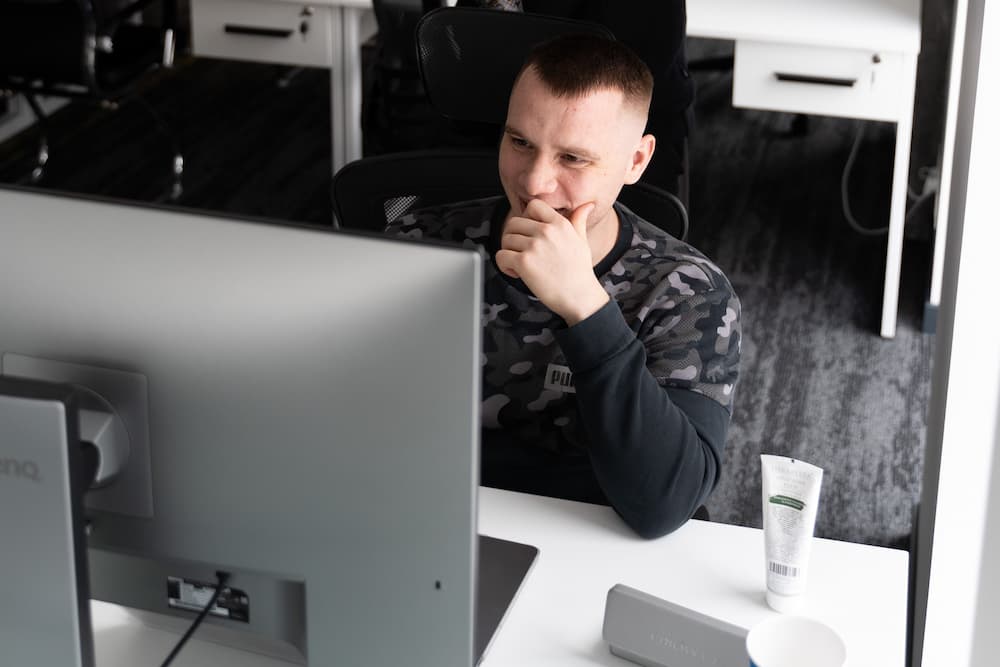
[603,583,749,667]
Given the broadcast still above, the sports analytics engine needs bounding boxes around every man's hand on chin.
[495,199,610,326]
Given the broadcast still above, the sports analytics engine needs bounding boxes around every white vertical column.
[915,0,1000,664]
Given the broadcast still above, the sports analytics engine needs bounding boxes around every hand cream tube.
[760,455,824,613]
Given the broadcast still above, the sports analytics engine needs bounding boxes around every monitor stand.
[0,377,98,667]
[1,374,538,667]
[475,534,538,664]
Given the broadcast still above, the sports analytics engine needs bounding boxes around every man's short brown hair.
[516,33,654,115]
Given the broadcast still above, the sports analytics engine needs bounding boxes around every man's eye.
[562,154,585,164]
[510,137,530,148]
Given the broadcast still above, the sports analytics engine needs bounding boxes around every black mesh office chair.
[387,7,686,237]
[335,7,688,239]
[415,7,613,142]
[431,2,692,201]
[332,148,502,232]
[331,148,687,240]
[0,0,183,197]
[363,0,450,153]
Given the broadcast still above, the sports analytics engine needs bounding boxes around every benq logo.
[0,458,42,483]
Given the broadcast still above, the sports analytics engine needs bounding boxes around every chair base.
[14,91,185,202]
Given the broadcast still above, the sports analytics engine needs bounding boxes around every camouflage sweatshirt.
[388,196,741,538]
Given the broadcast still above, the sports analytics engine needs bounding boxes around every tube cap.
[766,590,805,614]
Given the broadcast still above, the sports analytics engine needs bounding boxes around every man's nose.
[521,156,557,197]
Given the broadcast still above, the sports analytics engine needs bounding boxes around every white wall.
[971,406,1000,663]
[914,0,1000,664]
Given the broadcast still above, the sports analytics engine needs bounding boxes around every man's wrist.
[561,285,610,327]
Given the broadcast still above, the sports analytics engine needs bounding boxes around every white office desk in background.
[92,487,908,666]
[688,0,923,338]
[189,0,376,174]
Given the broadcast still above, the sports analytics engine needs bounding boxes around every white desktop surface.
[92,487,908,666]
[687,0,921,53]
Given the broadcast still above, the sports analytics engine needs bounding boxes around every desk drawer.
[192,0,332,68]
[732,41,905,122]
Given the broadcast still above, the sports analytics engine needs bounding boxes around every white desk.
[688,0,922,338]
[92,487,908,666]
[189,0,922,338]
[189,0,375,174]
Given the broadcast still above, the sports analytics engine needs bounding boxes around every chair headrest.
[415,7,613,125]
[0,1,92,87]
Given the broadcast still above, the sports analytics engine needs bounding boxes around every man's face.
[498,67,653,234]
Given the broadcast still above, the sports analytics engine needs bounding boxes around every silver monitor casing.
[0,187,483,665]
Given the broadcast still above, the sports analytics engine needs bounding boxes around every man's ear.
[623,133,656,185]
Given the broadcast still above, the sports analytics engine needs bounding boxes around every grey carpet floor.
[687,63,934,548]
[0,54,935,549]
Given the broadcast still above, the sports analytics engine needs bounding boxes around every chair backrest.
[332,149,503,232]
[331,149,687,241]
[364,0,451,153]
[371,0,444,74]
[415,7,613,126]
[618,179,688,241]
[0,0,171,99]
[0,0,96,89]
[416,4,691,199]
[339,8,687,239]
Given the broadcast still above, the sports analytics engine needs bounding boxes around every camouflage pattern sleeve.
[634,261,741,412]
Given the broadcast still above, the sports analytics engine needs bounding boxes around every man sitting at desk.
[388,35,740,539]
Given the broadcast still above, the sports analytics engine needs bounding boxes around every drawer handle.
[774,72,857,87]
[224,24,294,38]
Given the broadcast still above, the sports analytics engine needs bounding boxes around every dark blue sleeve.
[554,300,730,539]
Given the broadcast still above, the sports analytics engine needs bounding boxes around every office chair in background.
[0,0,183,199]
[415,7,613,146]
[334,7,688,240]
[332,148,501,232]
[364,0,504,153]
[363,0,447,154]
[332,147,688,240]
[417,7,689,226]
[453,0,693,203]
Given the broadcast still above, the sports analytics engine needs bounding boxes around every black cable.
[159,571,231,667]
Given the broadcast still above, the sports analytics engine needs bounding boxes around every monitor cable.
[158,570,232,667]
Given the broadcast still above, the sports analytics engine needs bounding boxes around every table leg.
[341,6,366,169]
[880,53,919,339]
[328,8,347,173]
[329,6,371,175]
